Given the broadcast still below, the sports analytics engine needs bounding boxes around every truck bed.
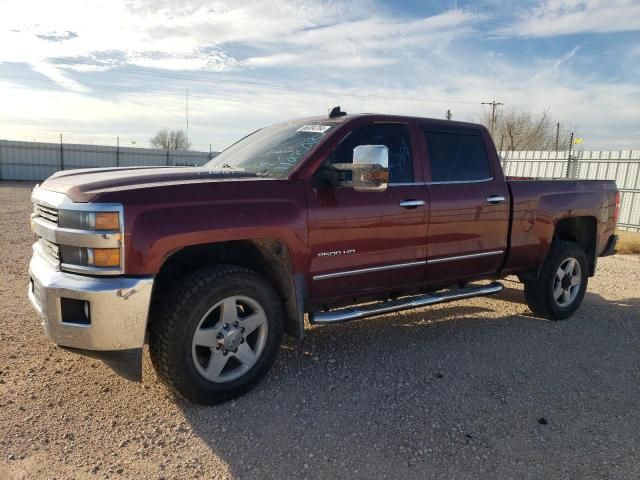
[503,178,618,275]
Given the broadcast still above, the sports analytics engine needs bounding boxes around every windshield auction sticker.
[297,125,332,133]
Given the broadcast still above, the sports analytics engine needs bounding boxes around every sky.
[0,0,639,151]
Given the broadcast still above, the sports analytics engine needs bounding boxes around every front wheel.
[149,265,284,404]
[523,240,588,320]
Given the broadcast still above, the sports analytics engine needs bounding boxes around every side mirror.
[333,145,389,192]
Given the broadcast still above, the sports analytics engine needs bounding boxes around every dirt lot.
[1,181,639,480]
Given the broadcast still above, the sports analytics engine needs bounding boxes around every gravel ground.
[1,181,639,480]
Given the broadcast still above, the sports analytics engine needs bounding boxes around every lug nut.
[222,350,228,356]
[233,321,239,327]
[240,327,245,333]
[223,323,229,329]
[216,332,223,339]
[215,344,221,350]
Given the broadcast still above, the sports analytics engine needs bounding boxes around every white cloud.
[522,44,582,85]
[126,50,238,72]
[0,0,639,150]
[30,62,90,93]
[0,0,477,82]
[501,0,640,37]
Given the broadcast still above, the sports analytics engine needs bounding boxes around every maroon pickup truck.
[28,109,619,403]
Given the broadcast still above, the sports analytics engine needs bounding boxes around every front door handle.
[486,195,506,205]
[399,200,426,208]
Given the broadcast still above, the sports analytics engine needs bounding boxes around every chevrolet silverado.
[28,108,619,403]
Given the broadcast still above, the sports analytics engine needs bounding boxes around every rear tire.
[523,240,588,320]
[149,264,284,404]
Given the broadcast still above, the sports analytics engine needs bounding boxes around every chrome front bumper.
[28,250,154,351]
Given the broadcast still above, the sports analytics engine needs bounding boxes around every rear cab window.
[423,127,492,182]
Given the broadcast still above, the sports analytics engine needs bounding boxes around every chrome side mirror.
[333,145,389,192]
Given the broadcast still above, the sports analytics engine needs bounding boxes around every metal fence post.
[571,150,582,179]
[565,132,574,178]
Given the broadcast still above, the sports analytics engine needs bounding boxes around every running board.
[309,281,503,325]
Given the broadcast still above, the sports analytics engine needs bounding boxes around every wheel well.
[554,216,597,275]
[149,239,303,338]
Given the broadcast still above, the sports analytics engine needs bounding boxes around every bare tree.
[150,129,191,150]
[482,107,571,152]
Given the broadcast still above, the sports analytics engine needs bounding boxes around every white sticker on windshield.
[297,124,331,133]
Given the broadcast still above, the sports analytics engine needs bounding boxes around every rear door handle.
[486,195,505,205]
[399,200,426,208]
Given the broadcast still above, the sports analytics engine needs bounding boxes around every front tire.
[149,264,284,404]
[523,240,588,320]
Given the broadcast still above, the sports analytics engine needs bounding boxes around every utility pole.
[186,87,190,148]
[555,122,560,151]
[445,109,452,121]
[59,133,64,171]
[481,100,504,137]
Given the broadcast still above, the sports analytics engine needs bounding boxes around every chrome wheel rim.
[553,257,582,307]
[191,295,268,383]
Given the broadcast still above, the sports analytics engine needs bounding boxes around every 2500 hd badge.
[317,249,356,257]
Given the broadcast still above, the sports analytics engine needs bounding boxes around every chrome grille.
[31,187,125,275]
[34,203,59,224]
[31,278,43,307]
[39,238,60,261]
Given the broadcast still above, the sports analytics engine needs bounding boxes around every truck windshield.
[205,122,335,178]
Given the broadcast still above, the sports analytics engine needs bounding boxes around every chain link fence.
[0,139,217,181]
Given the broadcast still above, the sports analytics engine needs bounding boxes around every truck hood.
[40,166,263,202]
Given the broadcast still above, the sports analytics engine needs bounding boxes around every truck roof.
[291,113,486,131]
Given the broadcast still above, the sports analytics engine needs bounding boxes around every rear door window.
[424,130,491,182]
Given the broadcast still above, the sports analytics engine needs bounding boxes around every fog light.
[60,298,91,325]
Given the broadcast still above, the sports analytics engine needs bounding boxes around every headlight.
[58,210,120,231]
[60,246,121,268]
[57,209,123,272]
[95,212,120,230]
[31,187,125,276]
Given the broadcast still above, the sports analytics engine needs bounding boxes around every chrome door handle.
[399,200,426,208]
[486,195,505,205]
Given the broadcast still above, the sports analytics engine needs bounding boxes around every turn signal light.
[92,248,121,267]
[95,212,120,230]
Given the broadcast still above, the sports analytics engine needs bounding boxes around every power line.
[0,74,320,109]
[2,67,486,107]
[65,64,483,106]
[127,66,482,104]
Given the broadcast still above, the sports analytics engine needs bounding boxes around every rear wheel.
[524,240,588,320]
[149,265,284,404]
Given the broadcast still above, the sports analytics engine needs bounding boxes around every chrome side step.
[309,281,503,325]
